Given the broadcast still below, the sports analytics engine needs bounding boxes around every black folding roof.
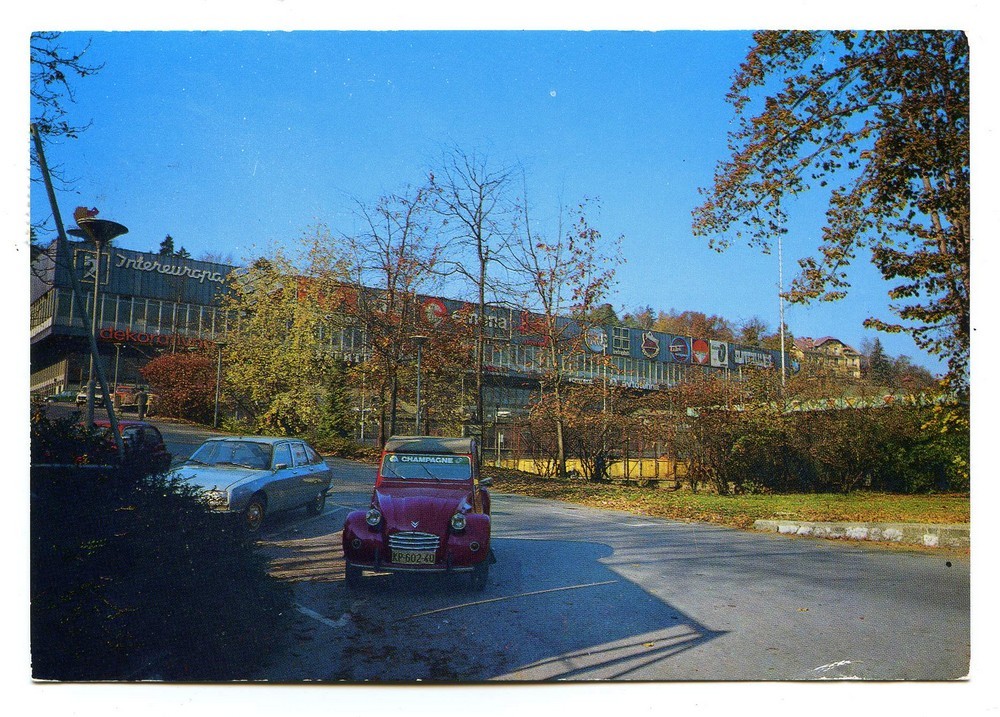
[383,435,476,455]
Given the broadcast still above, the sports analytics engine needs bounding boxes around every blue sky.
[23,27,971,373]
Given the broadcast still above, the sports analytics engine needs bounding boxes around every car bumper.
[345,560,480,574]
[342,512,490,573]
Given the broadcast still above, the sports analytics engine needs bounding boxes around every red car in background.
[342,436,493,591]
[93,419,172,474]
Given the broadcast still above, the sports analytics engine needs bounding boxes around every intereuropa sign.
[113,254,226,284]
[99,327,217,350]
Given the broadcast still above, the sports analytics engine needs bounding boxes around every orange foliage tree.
[141,351,217,424]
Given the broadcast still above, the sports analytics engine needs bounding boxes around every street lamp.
[411,335,428,435]
[777,234,787,391]
[112,342,123,394]
[68,213,128,426]
[214,340,227,429]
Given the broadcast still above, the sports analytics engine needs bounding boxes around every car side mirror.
[274,463,289,471]
[479,477,492,487]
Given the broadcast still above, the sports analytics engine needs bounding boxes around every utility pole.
[412,335,427,435]
[31,125,126,458]
[778,234,787,391]
[214,340,226,429]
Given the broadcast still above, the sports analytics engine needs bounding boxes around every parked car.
[44,390,78,403]
[92,419,172,474]
[75,388,106,408]
[173,436,333,532]
[342,436,493,591]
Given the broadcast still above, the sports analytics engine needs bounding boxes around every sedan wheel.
[306,490,326,516]
[471,560,489,592]
[244,496,266,533]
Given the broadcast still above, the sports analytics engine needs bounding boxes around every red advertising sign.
[692,338,710,365]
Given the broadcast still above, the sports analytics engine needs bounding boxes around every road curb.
[753,519,970,549]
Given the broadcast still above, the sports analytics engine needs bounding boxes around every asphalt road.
[59,410,971,681]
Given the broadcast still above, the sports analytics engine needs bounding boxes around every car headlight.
[365,508,383,527]
[450,512,467,532]
[202,489,229,510]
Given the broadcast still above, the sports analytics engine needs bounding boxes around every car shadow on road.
[253,514,726,682]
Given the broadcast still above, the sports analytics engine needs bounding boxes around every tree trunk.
[389,372,399,437]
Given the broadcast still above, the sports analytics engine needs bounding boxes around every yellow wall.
[504,457,688,480]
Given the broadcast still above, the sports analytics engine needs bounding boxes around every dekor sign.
[99,327,216,351]
[114,254,226,284]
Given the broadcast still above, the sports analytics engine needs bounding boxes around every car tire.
[345,564,363,589]
[306,490,326,516]
[244,495,266,533]
[471,560,489,592]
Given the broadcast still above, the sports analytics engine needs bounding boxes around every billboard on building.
[57,244,234,307]
[709,340,730,368]
[668,336,692,364]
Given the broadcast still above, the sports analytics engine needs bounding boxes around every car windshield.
[380,453,472,481]
[188,440,272,470]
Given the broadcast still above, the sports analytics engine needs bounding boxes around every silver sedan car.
[173,436,333,531]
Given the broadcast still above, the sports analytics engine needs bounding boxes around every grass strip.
[485,469,970,531]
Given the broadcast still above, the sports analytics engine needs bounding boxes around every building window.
[612,326,630,356]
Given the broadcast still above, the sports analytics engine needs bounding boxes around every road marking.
[295,604,351,629]
[397,580,619,622]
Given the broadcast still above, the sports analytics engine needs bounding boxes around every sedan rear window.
[380,453,472,481]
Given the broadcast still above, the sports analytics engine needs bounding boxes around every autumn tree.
[693,31,969,394]
[140,351,217,424]
[508,197,623,476]
[431,149,518,434]
[220,252,339,435]
[566,382,644,482]
[661,369,788,494]
[734,316,770,347]
[651,309,736,341]
[621,305,656,330]
[317,182,443,443]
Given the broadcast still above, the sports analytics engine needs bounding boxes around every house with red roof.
[791,336,862,379]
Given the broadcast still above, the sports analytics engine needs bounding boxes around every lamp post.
[777,234,787,391]
[411,335,427,435]
[214,340,227,429]
[68,214,128,426]
[113,342,123,395]
[495,404,502,467]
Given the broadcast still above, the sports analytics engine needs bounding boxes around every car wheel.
[471,560,489,592]
[244,495,266,533]
[345,563,363,589]
[306,490,326,516]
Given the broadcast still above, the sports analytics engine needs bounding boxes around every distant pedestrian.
[137,388,148,421]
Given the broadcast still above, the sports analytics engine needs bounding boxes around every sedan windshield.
[380,453,472,481]
[188,441,273,470]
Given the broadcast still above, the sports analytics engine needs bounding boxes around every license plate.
[391,550,436,565]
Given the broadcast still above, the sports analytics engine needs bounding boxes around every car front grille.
[388,531,440,551]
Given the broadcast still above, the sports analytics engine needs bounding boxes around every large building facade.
[31,241,793,412]
[30,239,235,395]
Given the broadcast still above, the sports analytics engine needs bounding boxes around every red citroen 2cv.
[342,436,493,591]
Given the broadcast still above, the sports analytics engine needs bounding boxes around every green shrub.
[306,430,379,462]
[30,420,293,681]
